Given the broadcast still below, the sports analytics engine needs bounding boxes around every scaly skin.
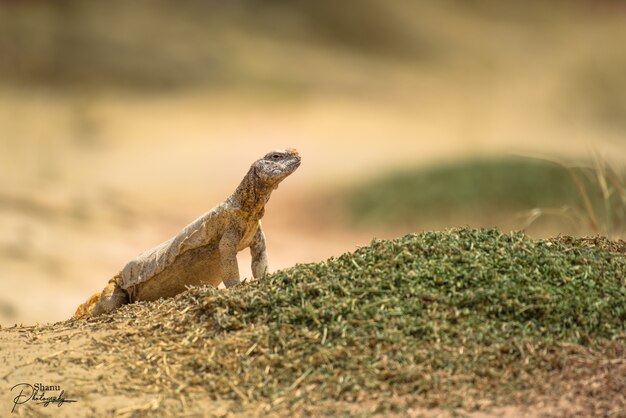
[74,149,301,318]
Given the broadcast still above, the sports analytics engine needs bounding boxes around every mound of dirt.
[1,228,624,417]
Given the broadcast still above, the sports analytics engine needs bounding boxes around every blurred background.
[1,0,625,326]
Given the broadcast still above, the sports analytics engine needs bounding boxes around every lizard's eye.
[271,154,281,160]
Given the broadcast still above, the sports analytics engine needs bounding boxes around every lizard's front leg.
[250,223,268,279]
[219,228,241,288]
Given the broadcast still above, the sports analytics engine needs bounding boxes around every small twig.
[245,341,259,356]
[287,368,313,391]
[227,381,249,402]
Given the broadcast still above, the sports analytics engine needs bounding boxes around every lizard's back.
[121,204,229,301]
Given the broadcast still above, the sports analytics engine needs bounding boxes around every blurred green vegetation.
[345,158,626,235]
[0,0,423,90]
[1,0,625,128]
[1,0,624,137]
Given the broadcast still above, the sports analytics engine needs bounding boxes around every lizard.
[74,148,301,318]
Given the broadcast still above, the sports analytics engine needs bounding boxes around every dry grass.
[521,154,626,239]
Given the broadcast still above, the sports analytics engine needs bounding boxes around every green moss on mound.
[94,228,625,410]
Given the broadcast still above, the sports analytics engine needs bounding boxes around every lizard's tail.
[73,292,102,319]
[73,273,128,320]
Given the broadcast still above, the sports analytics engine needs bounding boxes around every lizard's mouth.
[291,157,301,169]
[280,159,301,174]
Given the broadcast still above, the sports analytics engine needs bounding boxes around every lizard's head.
[254,148,301,188]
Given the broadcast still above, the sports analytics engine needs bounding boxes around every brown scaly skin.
[74,149,301,319]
